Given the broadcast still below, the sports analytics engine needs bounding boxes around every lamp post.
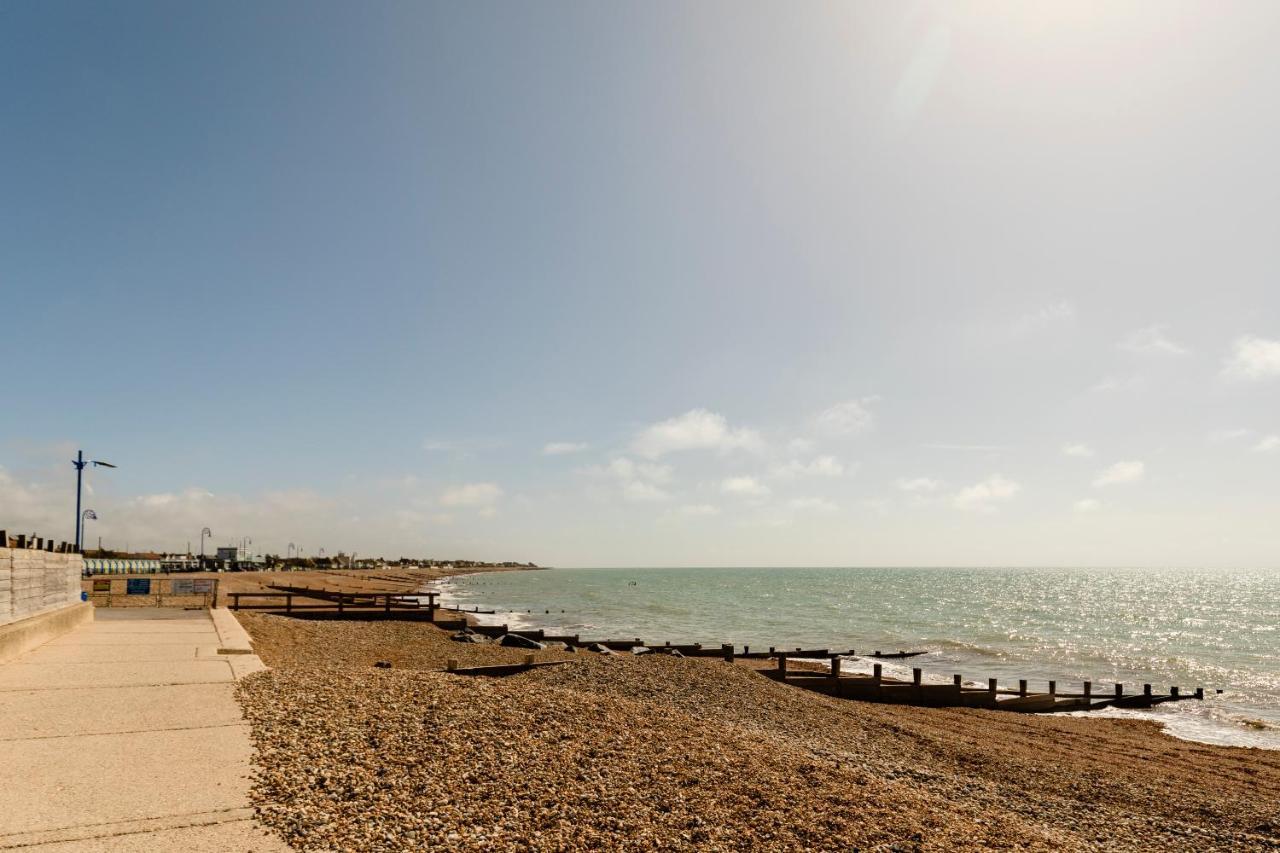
[200,527,212,568]
[73,450,116,552]
[80,510,97,554]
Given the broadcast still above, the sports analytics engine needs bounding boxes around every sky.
[2,1,1279,567]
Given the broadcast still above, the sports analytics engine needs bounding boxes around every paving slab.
[0,683,244,740]
[43,633,215,646]
[15,817,290,851]
[84,622,219,634]
[0,660,234,691]
[21,643,208,664]
[0,726,253,835]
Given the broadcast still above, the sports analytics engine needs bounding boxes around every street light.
[200,528,212,567]
[73,450,116,552]
[80,510,97,554]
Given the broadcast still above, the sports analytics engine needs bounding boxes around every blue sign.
[126,578,151,595]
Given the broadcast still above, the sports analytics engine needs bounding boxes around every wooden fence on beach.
[227,585,439,618]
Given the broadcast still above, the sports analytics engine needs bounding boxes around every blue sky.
[3,1,1279,566]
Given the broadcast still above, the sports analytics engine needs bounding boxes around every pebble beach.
[235,612,1280,851]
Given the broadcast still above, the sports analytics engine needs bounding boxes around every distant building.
[215,547,238,563]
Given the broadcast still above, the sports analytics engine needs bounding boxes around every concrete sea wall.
[0,547,84,624]
[0,547,92,663]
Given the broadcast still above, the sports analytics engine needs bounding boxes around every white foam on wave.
[1069,701,1280,750]
[429,576,544,631]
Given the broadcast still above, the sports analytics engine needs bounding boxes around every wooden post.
[768,646,775,655]
[523,654,534,666]
[384,594,391,614]
[988,677,997,695]
[1143,683,1152,698]
[1195,687,1203,700]
[743,645,749,655]
[1019,679,1027,697]
[337,596,345,614]
[1083,681,1091,699]
[446,659,457,671]
[286,594,293,614]
[777,654,788,676]
[231,593,239,611]
[913,668,922,686]
[723,644,734,662]
[831,656,842,678]
[873,663,882,686]
[1171,686,1179,697]
[874,650,881,656]
[953,673,963,699]
[1116,683,1124,697]
[1048,680,1056,697]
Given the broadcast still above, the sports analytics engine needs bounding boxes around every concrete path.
[0,608,289,851]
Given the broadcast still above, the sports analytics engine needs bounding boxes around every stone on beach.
[497,633,544,650]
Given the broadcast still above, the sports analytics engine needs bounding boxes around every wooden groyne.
[240,590,1209,715]
[765,655,1204,714]
[450,624,1205,715]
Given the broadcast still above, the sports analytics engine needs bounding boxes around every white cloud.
[1090,375,1143,394]
[1208,428,1252,443]
[773,455,845,478]
[1061,443,1095,458]
[952,475,1021,512]
[621,480,670,502]
[1074,499,1101,513]
[678,504,720,517]
[1011,300,1075,336]
[815,399,876,437]
[543,442,589,456]
[896,477,941,493]
[584,457,673,502]
[1119,325,1188,355]
[786,438,815,455]
[720,476,771,498]
[1253,435,1280,454]
[788,497,838,513]
[439,483,504,508]
[631,409,763,458]
[1093,461,1144,488]
[1223,335,1280,380]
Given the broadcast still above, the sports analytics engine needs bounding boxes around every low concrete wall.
[1,547,84,626]
[0,601,93,664]
[0,548,88,662]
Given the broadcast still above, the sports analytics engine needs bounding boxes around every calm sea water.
[432,566,1280,750]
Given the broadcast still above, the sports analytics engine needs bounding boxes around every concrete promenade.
[0,608,289,851]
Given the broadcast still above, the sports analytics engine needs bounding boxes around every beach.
[233,601,1280,851]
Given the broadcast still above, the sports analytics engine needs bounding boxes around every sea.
[431,566,1280,750]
